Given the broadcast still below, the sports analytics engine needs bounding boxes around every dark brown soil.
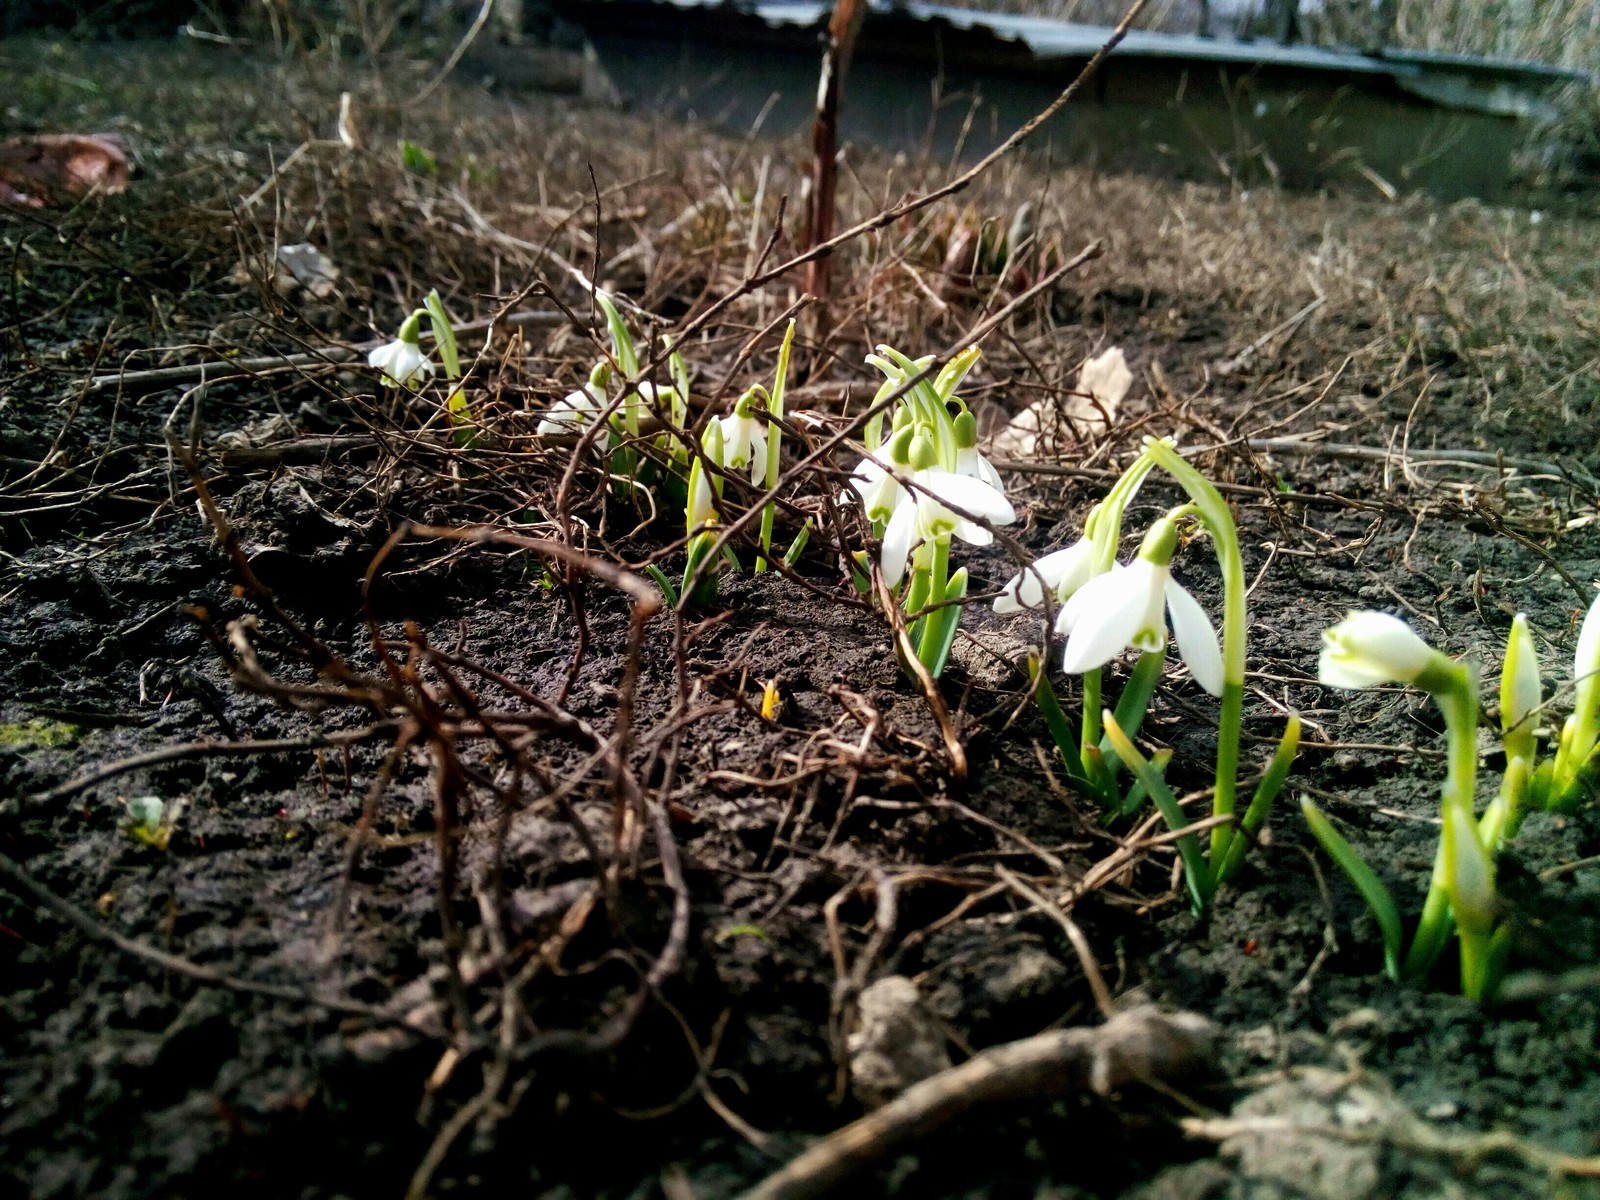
[3,35,1599,1200]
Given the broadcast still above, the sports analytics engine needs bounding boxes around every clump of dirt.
[3,33,1599,1200]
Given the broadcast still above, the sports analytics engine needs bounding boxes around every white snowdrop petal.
[952,520,994,548]
[1319,611,1435,689]
[993,569,1043,615]
[1062,596,1145,674]
[978,455,1005,492]
[881,496,918,589]
[1317,654,1398,690]
[919,470,1016,525]
[1055,563,1123,635]
[1166,580,1224,697]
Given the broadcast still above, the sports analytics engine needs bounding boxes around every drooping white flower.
[956,444,1005,491]
[719,405,768,484]
[952,408,1005,491]
[536,380,605,435]
[845,422,916,523]
[880,468,1015,589]
[993,537,1094,615]
[846,453,904,523]
[1318,611,1436,690]
[367,311,434,387]
[1056,556,1224,696]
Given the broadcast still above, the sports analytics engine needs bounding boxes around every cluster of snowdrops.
[370,294,1600,1005]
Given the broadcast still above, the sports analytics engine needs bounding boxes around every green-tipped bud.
[1500,613,1540,762]
[953,408,978,450]
[588,360,612,391]
[886,422,916,466]
[1136,513,1182,569]
[891,404,914,434]
[908,429,938,472]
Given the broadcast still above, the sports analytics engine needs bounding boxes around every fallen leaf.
[991,346,1134,457]
[0,134,130,208]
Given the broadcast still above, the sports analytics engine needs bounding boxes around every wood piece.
[737,1006,1216,1200]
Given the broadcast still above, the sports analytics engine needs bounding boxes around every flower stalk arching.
[1400,653,1483,986]
[1304,612,1505,1001]
[1137,438,1249,866]
[996,435,1296,902]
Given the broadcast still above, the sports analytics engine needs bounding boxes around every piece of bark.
[738,1005,1217,1200]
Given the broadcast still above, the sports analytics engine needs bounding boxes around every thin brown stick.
[996,865,1114,1019]
[736,1006,1216,1200]
[22,722,403,806]
[0,849,393,1020]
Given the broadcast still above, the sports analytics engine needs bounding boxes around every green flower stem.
[903,565,932,644]
[1029,655,1093,789]
[1104,711,1214,916]
[920,568,968,677]
[756,321,794,571]
[915,535,951,663]
[1140,439,1247,868]
[1401,655,1479,982]
[1080,667,1105,776]
[1102,649,1167,757]
[1216,714,1301,883]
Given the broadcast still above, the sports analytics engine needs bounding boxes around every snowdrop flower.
[993,537,1093,615]
[536,363,612,436]
[537,381,603,435]
[1318,611,1436,690]
[1057,515,1223,697]
[880,432,1016,589]
[367,310,434,387]
[953,408,1004,491]
[846,422,914,523]
[719,390,768,484]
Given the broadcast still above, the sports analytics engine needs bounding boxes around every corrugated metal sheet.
[559,0,1588,197]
